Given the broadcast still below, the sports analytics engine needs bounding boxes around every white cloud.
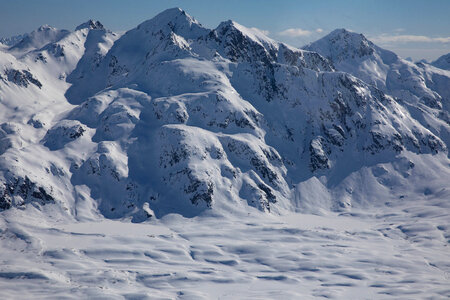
[279,28,312,37]
[250,27,270,36]
[372,34,450,44]
[316,28,323,33]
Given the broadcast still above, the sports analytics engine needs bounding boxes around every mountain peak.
[431,53,450,70]
[155,7,185,19]
[216,20,247,33]
[329,28,363,37]
[0,33,27,47]
[147,7,198,27]
[135,7,207,40]
[75,19,104,31]
[10,25,69,51]
[304,28,376,62]
[323,28,372,48]
[215,19,275,48]
[37,24,57,32]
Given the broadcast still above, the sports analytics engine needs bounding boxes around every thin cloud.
[373,34,450,44]
[250,27,270,36]
[316,28,323,33]
[279,28,312,37]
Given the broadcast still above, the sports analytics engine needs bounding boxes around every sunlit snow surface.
[1,8,450,299]
[1,196,449,299]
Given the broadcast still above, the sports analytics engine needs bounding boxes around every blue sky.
[1,0,449,61]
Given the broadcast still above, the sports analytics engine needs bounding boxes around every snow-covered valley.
[1,196,449,299]
[0,8,449,299]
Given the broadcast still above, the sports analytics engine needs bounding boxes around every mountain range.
[0,8,449,220]
[1,8,449,298]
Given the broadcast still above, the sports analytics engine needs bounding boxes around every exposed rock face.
[43,120,86,150]
[4,69,42,88]
[0,176,54,210]
[75,20,104,31]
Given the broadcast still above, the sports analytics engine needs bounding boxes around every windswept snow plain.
[1,198,449,299]
[0,8,449,299]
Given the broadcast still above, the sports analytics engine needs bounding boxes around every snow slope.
[432,52,450,70]
[0,8,449,299]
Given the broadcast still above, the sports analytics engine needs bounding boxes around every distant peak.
[151,7,196,24]
[216,20,253,34]
[431,52,450,70]
[307,27,374,50]
[160,7,184,15]
[303,28,380,63]
[331,28,351,34]
[215,20,274,47]
[75,20,104,31]
[135,7,207,40]
[216,20,238,33]
[37,25,56,32]
[218,19,235,27]
[327,28,367,40]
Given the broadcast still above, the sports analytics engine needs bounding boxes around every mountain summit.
[135,7,208,40]
[432,52,450,70]
[304,28,450,151]
[75,20,105,31]
[304,29,398,89]
[9,25,70,53]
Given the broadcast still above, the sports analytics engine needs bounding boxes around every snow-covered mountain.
[304,29,450,109]
[9,25,71,54]
[432,52,450,70]
[304,29,450,155]
[0,8,449,220]
[0,34,27,47]
[1,8,449,299]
